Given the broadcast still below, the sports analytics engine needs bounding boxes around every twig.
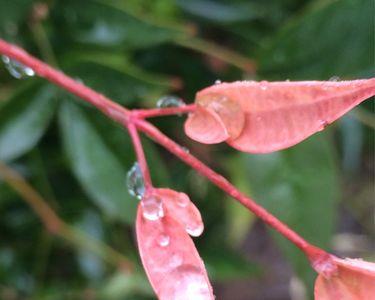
[0,39,333,271]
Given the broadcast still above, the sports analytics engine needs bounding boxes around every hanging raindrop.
[126,162,145,199]
[156,95,186,108]
[2,55,35,79]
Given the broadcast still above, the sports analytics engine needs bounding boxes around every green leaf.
[64,59,172,104]
[51,0,185,49]
[240,133,339,296]
[59,101,137,224]
[259,0,374,79]
[0,83,57,161]
[0,0,33,39]
[202,246,260,281]
[176,0,262,23]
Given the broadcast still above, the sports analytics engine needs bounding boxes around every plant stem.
[133,104,196,119]
[175,37,256,74]
[0,161,133,271]
[0,39,333,271]
[127,123,153,191]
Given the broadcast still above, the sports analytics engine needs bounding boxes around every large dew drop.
[160,265,212,300]
[126,162,145,199]
[156,95,186,108]
[2,55,35,79]
[141,195,164,221]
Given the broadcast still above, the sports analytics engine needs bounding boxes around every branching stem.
[0,39,334,272]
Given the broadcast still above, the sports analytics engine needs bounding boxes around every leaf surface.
[186,79,375,153]
[0,83,56,161]
[315,258,375,300]
[136,202,214,300]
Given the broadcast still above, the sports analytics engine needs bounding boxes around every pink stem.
[0,39,332,269]
[127,123,153,191]
[133,104,196,119]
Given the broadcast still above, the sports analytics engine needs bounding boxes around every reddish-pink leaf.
[314,257,375,300]
[136,191,214,300]
[156,188,204,237]
[185,79,375,153]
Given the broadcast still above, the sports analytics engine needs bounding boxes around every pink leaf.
[185,79,375,153]
[314,257,375,300]
[156,188,204,237]
[136,190,214,300]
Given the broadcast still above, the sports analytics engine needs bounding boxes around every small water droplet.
[181,146,190,154]
[162,265,212,300]
[141,196,164,221]
[2,55,35,79]
[156,95,185,108]
[126,162,145,199]
[259,80,268,90]
[176,193,190,208]
[329,76,340,82]
[169,254,183,268]
[157,234,170,247]
[185,222,204,237]
[286,79,290,82]
[214,79,222,85]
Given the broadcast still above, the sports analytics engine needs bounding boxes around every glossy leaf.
[136,189,214,300]
[59,101,136,223]
[185,79,375,153]
[259,0,373,79]
[315,257,375,300]
[0,83,57,161]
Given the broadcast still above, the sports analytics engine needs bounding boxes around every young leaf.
[314,257,375,300]
[0,83,56,161]
[185,79,375,153]
[136,190,214,300]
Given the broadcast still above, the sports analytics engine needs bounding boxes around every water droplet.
[286,79,290,82]
[259,80,268,90]
[157,234,170,247]
[176,193,190,208]
[181,146,190,154]
[185,222,204,237]
[214,79,222,85]
[141,196,164,221]
[126,162,145,199]
[156,95,185,108]
[161,265,212,300]
[329,76,340,82]
[2,55,35,79]
[169,254,183,268]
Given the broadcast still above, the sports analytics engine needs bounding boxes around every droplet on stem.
[2,55,35,79]
[141,195,164,221]
[156,95,186,108]
[126,162,145,199]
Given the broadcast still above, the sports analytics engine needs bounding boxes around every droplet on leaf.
[157,234,170,247]
[176,193,190,208]
[329,76,340,82]
[156,95,186,108]
[2,55,35,79]
[126,162,145,199]
[214,79,222,85]
[141,195,164,221]
[186,79,375,153]
[185,222,204,237]
[160,265,213,300]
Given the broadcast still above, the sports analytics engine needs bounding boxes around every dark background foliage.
[0,0,373,299]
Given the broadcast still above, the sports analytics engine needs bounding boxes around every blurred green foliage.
[0,0,373,299]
